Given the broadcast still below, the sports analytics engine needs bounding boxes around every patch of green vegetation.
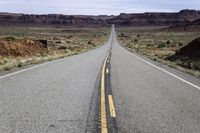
[178,42,184,47]
[17,62,23,67]
[158,43,166,48]
[134,39,138,43]
[87,40,92,44]
[4,36,16,41]
[4,66,11,71]
[40,52,48,57]
[166,40,171,45]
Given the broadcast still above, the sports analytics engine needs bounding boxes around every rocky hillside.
[166,37,200,70]
[175,37,200,59]
[0,9,200,26]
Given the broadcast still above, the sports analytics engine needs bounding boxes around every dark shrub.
[158,43,166,48]
[5,36,16,41]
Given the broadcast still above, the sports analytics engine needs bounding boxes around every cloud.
[0,0,199,15]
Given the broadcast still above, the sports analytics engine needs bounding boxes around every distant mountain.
[107,9,200,26]
[0,13,114,26]
[0,9,200,26]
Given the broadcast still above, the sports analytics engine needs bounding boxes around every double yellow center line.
[101,54,109,133]
[101,53,116,133]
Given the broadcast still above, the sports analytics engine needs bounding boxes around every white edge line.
[114,28,200,90]
[0,61,53,80]
[0,44,110,80]
[0,27,113,80]
[129,52,200,90]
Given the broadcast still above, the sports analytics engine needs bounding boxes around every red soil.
[0,39,48,57]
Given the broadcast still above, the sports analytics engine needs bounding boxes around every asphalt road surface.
[0,33,111,132]
[111,29,200,132]
[1,26,200,133]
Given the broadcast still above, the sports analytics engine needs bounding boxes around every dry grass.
[0,26,109,72]
[117,27,200,77]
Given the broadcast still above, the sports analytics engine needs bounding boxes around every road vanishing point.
[1,26,200,133]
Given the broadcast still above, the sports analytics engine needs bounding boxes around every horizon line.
[0,9,199,16]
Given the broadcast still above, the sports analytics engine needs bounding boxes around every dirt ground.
[0,26,109,71]
[117,27,200,76]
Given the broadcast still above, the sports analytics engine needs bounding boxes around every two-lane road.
[1,26,200,133]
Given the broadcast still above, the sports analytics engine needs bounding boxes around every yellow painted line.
[106,68,109,74]
[108,95,116,118]
[101,54,109,133]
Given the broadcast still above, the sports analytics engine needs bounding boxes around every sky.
[0,0,199,15]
